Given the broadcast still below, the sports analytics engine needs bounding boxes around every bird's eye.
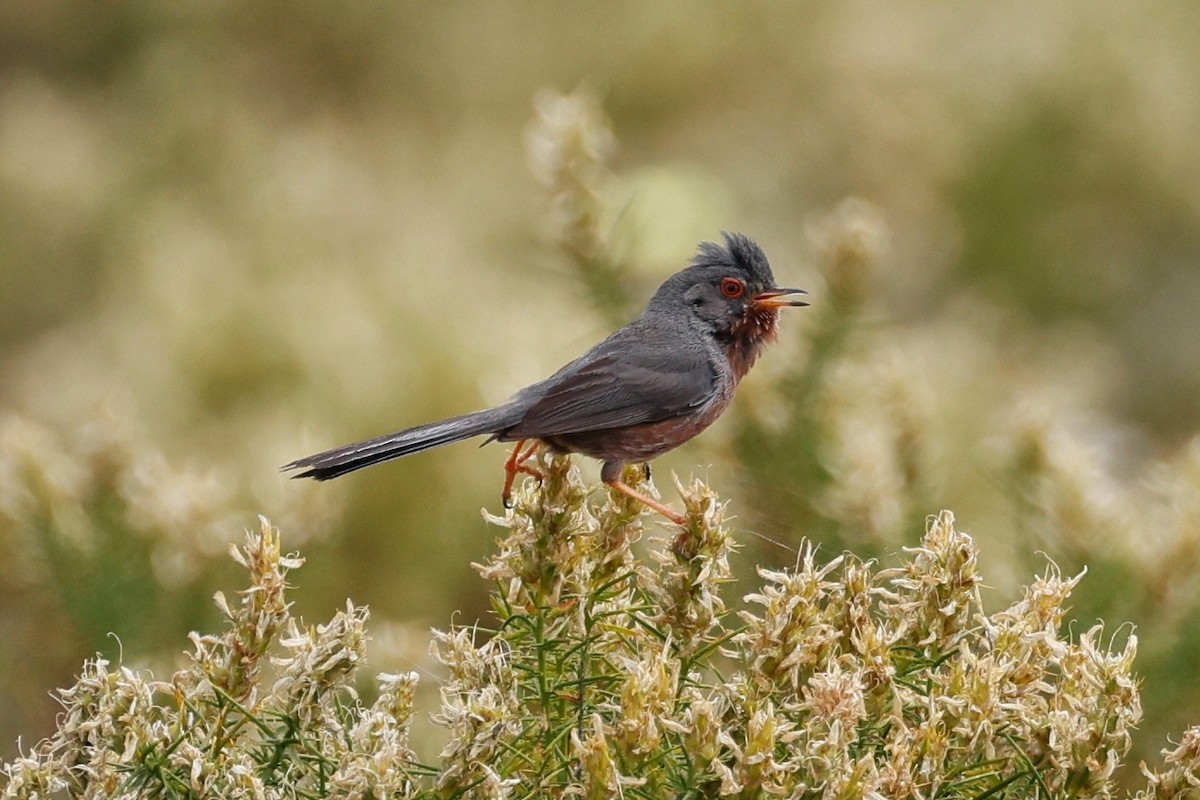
[720,277,745,299]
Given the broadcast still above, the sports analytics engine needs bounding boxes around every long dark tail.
[283,405,521,481]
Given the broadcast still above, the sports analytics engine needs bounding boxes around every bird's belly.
[544,391,733,463]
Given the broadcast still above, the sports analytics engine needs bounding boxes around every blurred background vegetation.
[2,1,1200,784]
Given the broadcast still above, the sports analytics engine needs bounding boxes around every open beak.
[752,288,809,309]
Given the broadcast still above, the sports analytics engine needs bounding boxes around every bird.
[284,232,807,525]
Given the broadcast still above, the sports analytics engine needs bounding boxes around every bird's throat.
[725,308,780,381]
[724,336,767,381]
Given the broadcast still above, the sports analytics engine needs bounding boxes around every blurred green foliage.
[3,1,1200,787]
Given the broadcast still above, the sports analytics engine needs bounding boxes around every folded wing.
[502,335,716,438]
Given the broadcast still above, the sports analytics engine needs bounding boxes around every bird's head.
[652,232,807,353]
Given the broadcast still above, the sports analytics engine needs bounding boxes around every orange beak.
[752,288,809,309]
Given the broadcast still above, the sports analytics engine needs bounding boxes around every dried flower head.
[182,517,301,702]
[806,196,889,313]
[886,510,983,648]
[639,476,734,648]
[525,87,615,265]
[1138,725,1200,799]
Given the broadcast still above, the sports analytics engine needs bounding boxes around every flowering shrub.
[3,453,1197,798]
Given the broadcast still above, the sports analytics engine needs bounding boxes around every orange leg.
[604,477,687,526]
[502,439,543,507]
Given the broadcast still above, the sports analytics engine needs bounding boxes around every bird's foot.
[605,478,687,526]
[502,466,545,507]
[502,439,543,508]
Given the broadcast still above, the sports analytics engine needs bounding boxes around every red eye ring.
[720,277,745,298]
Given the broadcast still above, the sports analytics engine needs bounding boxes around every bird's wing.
[503,335,717,438]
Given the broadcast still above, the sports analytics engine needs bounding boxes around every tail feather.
[284,405,520,481]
